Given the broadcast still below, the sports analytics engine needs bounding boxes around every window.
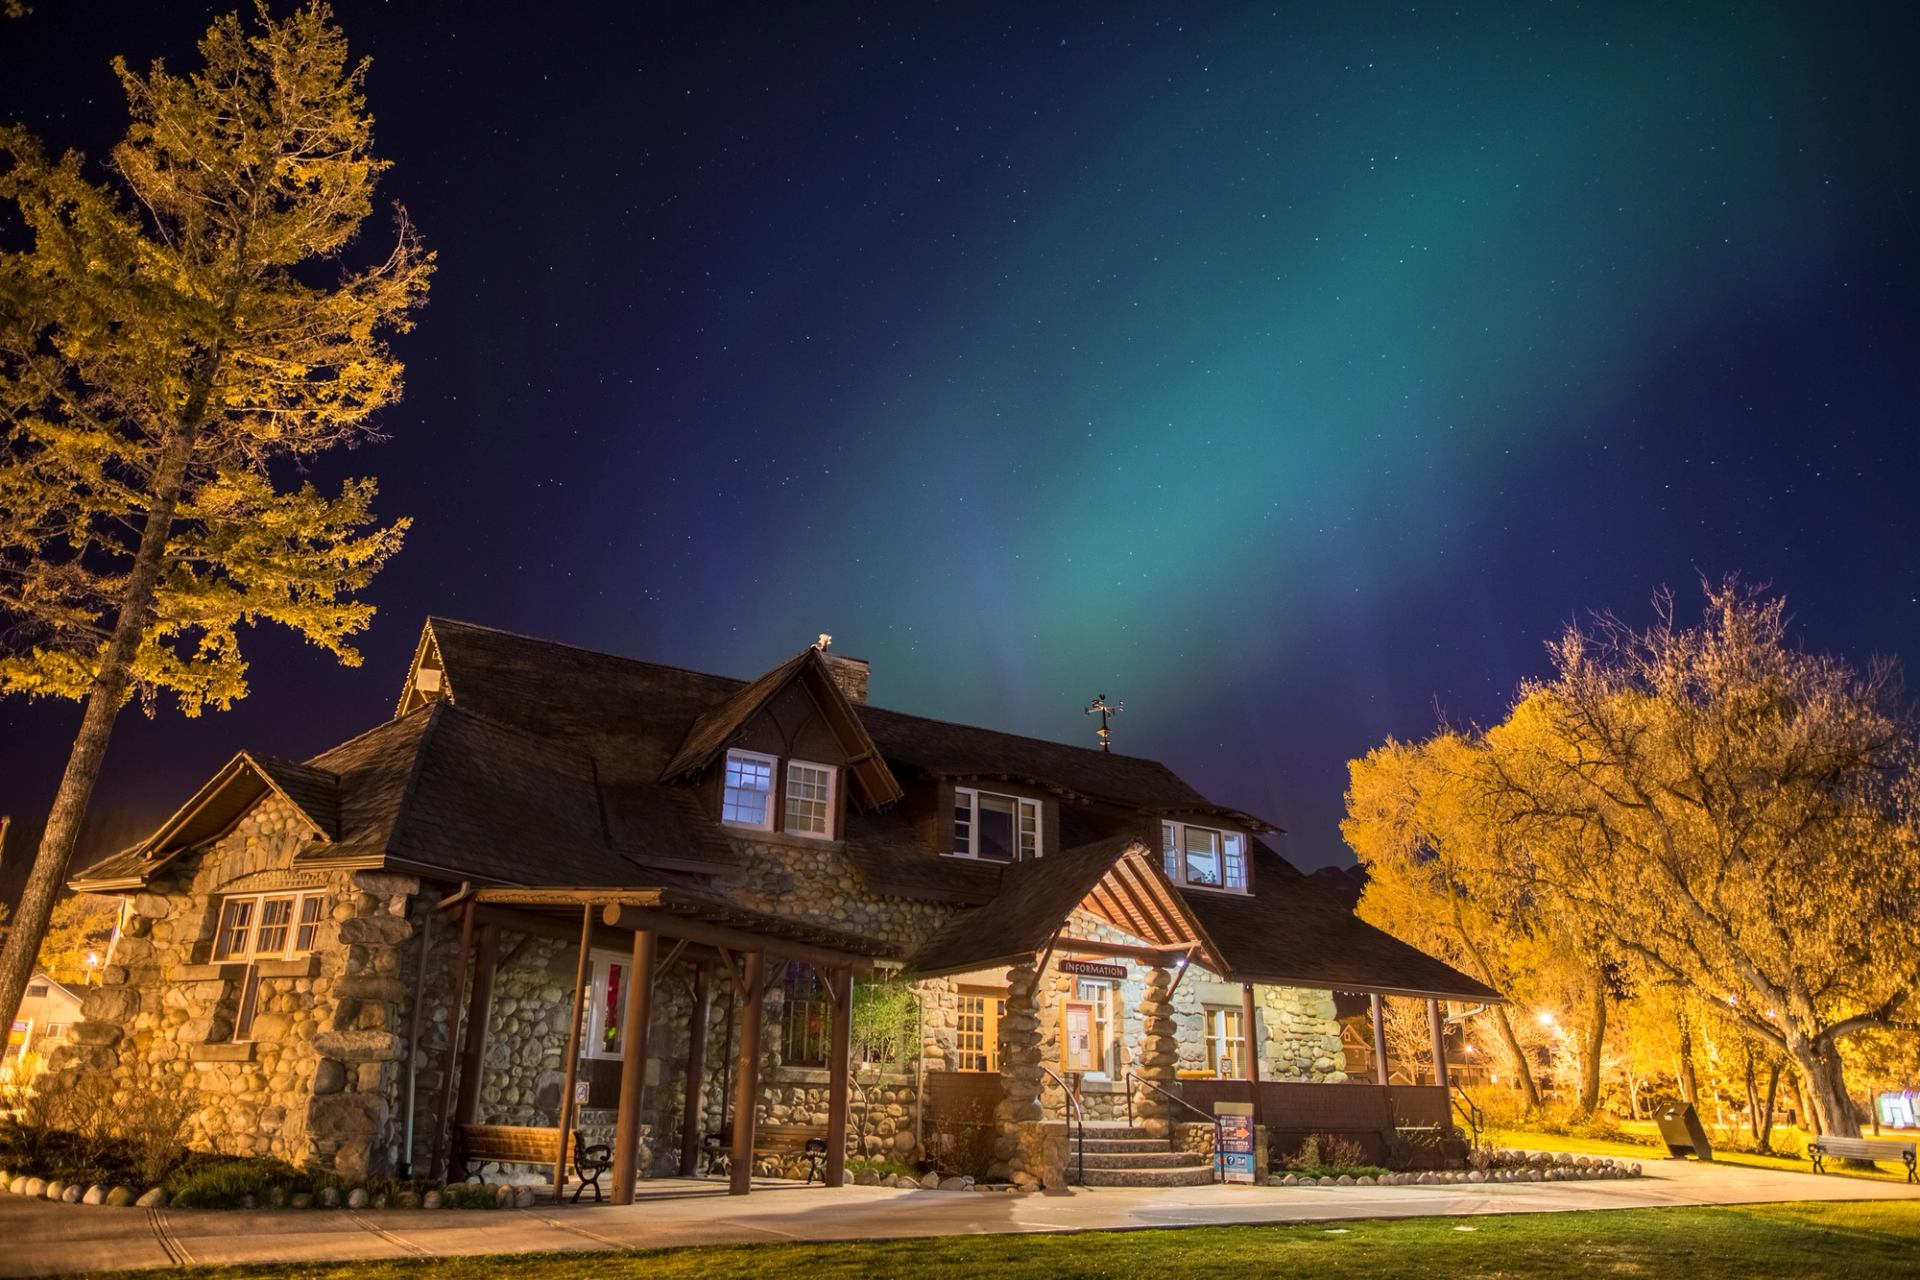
[954,986,1007,1072]
[778,963,831,1067]
[783,760,836,837]
[1205,1007,1247,1077]
[721,750,776,829]
[1160,822,1249,892]
[584,955,629,1058]
[209,889,326,1042]
[951,789,1042,862]
[26,983,48,999]
[1076,979,1117,1077]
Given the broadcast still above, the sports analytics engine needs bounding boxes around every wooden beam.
[611,930,657,1204]
[474,904,630,953]
[729,950,765,1196]
[453,923,499,1128]
[1054,936,1196,964]
[679,964,713,1177]
[1370,993,1389,1087]
[552,905,595,1199]
[601,903,877,972]
[1428,999,1450,1089]
[1242,982,1263,1135]
[428,897,476,1181]
[824,966,853,1187]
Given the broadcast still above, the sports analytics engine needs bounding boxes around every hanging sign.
[1215,1101,1255,1183]
[1061,1001,1097,1072]
[1060,959,1127,980]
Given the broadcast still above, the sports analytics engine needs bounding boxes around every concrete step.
[1079,1125,1153,1140]
[1078,1164,1219,1188]
[1078,1138,1170,1154]
[1078,1150,1211,1170]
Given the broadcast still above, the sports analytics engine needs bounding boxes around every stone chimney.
[814,634,870,704]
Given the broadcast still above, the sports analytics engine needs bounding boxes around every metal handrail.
[1124,1073,1224,1182]
[1038,1064,1086,1185]
[1450,1086,1485,1150]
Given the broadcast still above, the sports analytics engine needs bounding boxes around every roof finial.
[816,633,833,651]
[1085,694,1123,753]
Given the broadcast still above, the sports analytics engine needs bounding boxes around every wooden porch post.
[428,897,476,1181]
[611,929,657,1204]
[453,923,499,1127]
[552,905,595,1200]
[1240,981,1263,1134]
[825,966,854,1187]
[1428,999,1450,1089]
[729,949,766,1196]
[679,963,713,1176]
[1370,993,1390,1086]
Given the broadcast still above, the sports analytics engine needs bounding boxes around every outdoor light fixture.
[1536,1011,1555,1028]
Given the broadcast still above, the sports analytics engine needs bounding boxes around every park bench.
[453,1123,613,1202]
[702,1123,830,1183]
[1808,1135,1917,1183]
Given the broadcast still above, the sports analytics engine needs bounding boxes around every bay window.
[1160,821,1249,892]
[951,788,1041,861]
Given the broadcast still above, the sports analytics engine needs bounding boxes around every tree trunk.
[1790,1035,1862,1140]
[1757,1059,1782,1152]
[1577,967,1607,1116]
[1677,1014,1699,1105]
[1744,1049,1761,1141]
[0,418,202,1039]
[1490,1003,1542,1109]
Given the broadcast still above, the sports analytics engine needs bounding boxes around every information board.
[1215,1101,1255,1183]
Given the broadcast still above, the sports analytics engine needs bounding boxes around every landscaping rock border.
[1275,1149,1644,1188]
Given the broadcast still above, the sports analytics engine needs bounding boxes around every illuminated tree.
[0,4,430,1037]
[1485,582,1920,1138]
[1347,732,1623,1114]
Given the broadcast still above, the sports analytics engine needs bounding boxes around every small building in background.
[5,971,83,1075]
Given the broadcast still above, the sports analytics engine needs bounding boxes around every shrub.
[847,1157,918,1180]
[167,1158,303,1209]
[438,1181,502,1209]
[926,1096,997,1180]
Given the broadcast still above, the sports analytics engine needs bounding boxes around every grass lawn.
[87,1201,1920,1279]
[1488,1125,1920,1187]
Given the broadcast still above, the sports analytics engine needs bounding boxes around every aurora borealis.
[3,2,1917,869]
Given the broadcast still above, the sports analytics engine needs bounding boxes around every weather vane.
[1085,694,1123,753]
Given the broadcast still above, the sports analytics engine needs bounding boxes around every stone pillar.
[1133,965,1177,1139]
[992,960,1043,1179]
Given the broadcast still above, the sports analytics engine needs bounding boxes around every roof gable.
[661,646,904,809]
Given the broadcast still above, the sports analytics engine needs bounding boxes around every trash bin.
[1653,1101,1714,1161]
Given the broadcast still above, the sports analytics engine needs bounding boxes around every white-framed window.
[951,788,1042,862]
[1205,1006,1247,1077]
[210,889,326,1042]
[955,986,1007,1071]
[783,760,837,838]
[1160,821,1249,892]
[584,953,629,1059]
[721,749,777,830]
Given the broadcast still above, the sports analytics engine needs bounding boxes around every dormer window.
[783,760,837,837]
[952,788,1041,862]
[721,749,777,830]
[721,749,839,837]
[1162,821,1249,892]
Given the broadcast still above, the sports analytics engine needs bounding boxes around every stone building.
[52,618,1497,1195]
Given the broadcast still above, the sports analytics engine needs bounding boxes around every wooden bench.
[702,1123,830,1183]
[1809,1135,1917,1183]
[454,1124,613,1202]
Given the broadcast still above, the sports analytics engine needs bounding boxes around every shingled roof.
[73,617,1500,1003]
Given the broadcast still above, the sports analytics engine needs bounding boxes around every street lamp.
[1536,1011,1555,1029]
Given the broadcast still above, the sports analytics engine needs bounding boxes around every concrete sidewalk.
[9,1159,1919,1277]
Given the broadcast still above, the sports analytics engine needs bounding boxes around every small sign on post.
[1215,1101,1255,1184]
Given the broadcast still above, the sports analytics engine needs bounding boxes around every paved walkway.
[9,1160,1919,1276]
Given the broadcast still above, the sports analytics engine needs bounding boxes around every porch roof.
[466,885,900,970]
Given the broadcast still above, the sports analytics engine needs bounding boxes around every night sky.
[3,2,1917,871]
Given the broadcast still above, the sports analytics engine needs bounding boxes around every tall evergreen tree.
[0,3,430,1036]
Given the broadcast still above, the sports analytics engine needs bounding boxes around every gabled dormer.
[661,641,903,840]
